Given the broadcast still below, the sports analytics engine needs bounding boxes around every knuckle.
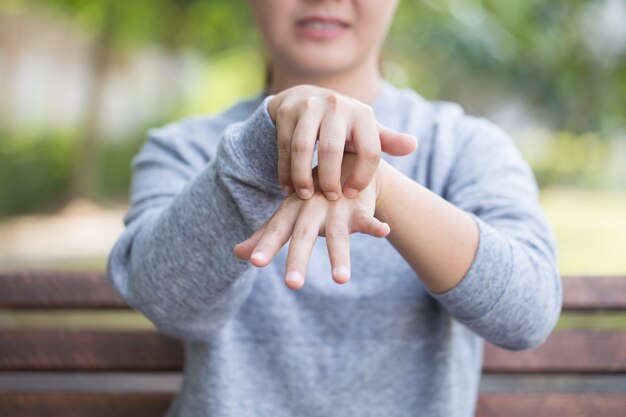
[319,182,339,195]
[318,170,339,185]
[318,139,342,156]
[264,223,283,237]
[326,225,349,240]
[292,137,314,154]
[361,145,381,162]
[325,93,341,111]
[348,175,369,191]
[290,168,312,185]
[358,103,375,119]
[354,211,371,228]
[292,177,311,189]
[276,104,292,119]
[346,167,375,191]
[293,224,316,240]
[277,144,291,158]
[298,97,315,111]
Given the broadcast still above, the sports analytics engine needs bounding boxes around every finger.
[325,204,351,284]
[291,100,324,199]
[233,225,266,261]
[351,209,391,238]
[248,198,301,267]
[317,111,347,201]
[378,124,418,156]
[276,106,298,195]
[342,115,381,198]
[233,197,294,261]
[284,198,326,290]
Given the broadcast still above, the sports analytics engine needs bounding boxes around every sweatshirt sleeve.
[106,97,283,341]
[429,118,563,351]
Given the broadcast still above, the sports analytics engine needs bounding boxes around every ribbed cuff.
[219,95,281,194]
[429,214,514,320]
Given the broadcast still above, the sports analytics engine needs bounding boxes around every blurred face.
[248,0,399,78]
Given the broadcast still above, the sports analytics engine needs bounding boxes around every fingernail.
[333,266,350,281]
[282,185,293,195]
[251,251,266,263]
[286,271,302,285]
[325,191,339,201]
[344,187,358,198]
[299,188,312,199]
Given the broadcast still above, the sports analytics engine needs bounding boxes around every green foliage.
[540,187,626,274]
[0,132,144,218]
[10,0,624,135]
[388,0,626,136]
[0,135,74,217]
[1,0,624,218]
[93,137,144,200]
[522,132,611,188]
[25,0,255,52]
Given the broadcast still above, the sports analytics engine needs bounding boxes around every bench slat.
[1,272,626,311]
[476,394,626,417]
[563,275,626,311]
[0,271,126,309]
[1,329,625,373]
[2,372,624,394]
[0,330,182,371]
[483,329,626,373]
[0,393,172,417]
[1,393,624,417]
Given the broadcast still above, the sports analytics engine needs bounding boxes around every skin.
[238,0,479,292]
[267,85,417,199]
[249,0,416,200]
[235,154,389,289]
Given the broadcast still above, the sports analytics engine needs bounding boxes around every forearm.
[108,99,283,341]
[375,160,479,293]
[374,158,561,350]
[124,162,277,339]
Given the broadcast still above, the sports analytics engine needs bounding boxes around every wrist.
[374,160,394,224]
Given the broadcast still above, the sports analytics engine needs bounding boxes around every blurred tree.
[1,0,624,215]
[388,0,626,135]
[6,0,625,139]
[17,0,255,197]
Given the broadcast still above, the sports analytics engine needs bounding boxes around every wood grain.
[2,272,625,310]
[1,393,625,417]
[0,330,183,371]
[476,394,626,417]
[0,271,126,309]
[563,275,626,311]
[1,329,624,373]
[483,330,626,373]
[0,393,173,417]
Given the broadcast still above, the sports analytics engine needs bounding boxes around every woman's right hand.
[267,84,417,201]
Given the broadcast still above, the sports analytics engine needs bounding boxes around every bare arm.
[239,120,561,350]
[374,162,479,293]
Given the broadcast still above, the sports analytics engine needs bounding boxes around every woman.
[107,1,562,416]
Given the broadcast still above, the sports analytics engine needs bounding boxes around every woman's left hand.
[233,155,389,290]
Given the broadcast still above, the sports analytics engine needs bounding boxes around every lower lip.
[295,23,349,40]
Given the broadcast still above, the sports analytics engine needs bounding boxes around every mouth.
[295,16,350,40]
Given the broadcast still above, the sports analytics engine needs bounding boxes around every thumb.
[352,210,391,239]
[378,124,418,156]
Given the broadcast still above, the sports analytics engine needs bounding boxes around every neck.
[268,58,383,104]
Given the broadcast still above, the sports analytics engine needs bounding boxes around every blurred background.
[0,0,625,275]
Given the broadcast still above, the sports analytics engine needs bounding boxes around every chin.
[290,53,358,76]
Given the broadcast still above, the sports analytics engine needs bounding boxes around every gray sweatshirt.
[107,81,562,417]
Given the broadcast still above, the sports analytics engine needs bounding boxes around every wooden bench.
[1,271,625,417]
